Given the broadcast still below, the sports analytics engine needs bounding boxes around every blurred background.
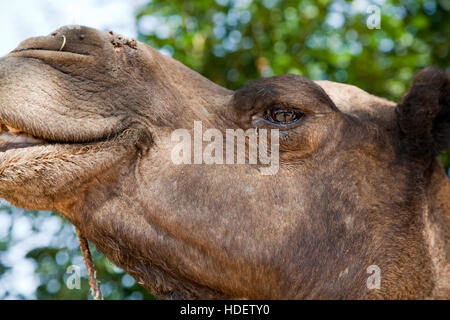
[0,0,449,299]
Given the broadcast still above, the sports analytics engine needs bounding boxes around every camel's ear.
[396,67,450,158]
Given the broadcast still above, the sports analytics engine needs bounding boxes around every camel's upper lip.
[0,54,126,145]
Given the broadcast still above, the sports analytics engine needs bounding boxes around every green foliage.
[137,0,449,173]
[137,0,449,98]
[26,238,155,300]
[0,0,448,300]
[27,245,155,300]
[0,207,153,300]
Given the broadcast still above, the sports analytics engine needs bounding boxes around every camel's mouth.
[0,121,125,154]
[0,122,45,153]
[0,119,116,156]
[0,115,136,207]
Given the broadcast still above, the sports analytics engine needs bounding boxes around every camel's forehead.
[315,80,396,119]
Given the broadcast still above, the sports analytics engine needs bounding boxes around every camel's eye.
[264,106,304,125]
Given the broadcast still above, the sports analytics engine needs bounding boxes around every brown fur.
[0,26,448,299]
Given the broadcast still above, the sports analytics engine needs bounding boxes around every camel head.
[0,26,449,299]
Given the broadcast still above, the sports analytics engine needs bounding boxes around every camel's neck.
[55,153,450,299]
